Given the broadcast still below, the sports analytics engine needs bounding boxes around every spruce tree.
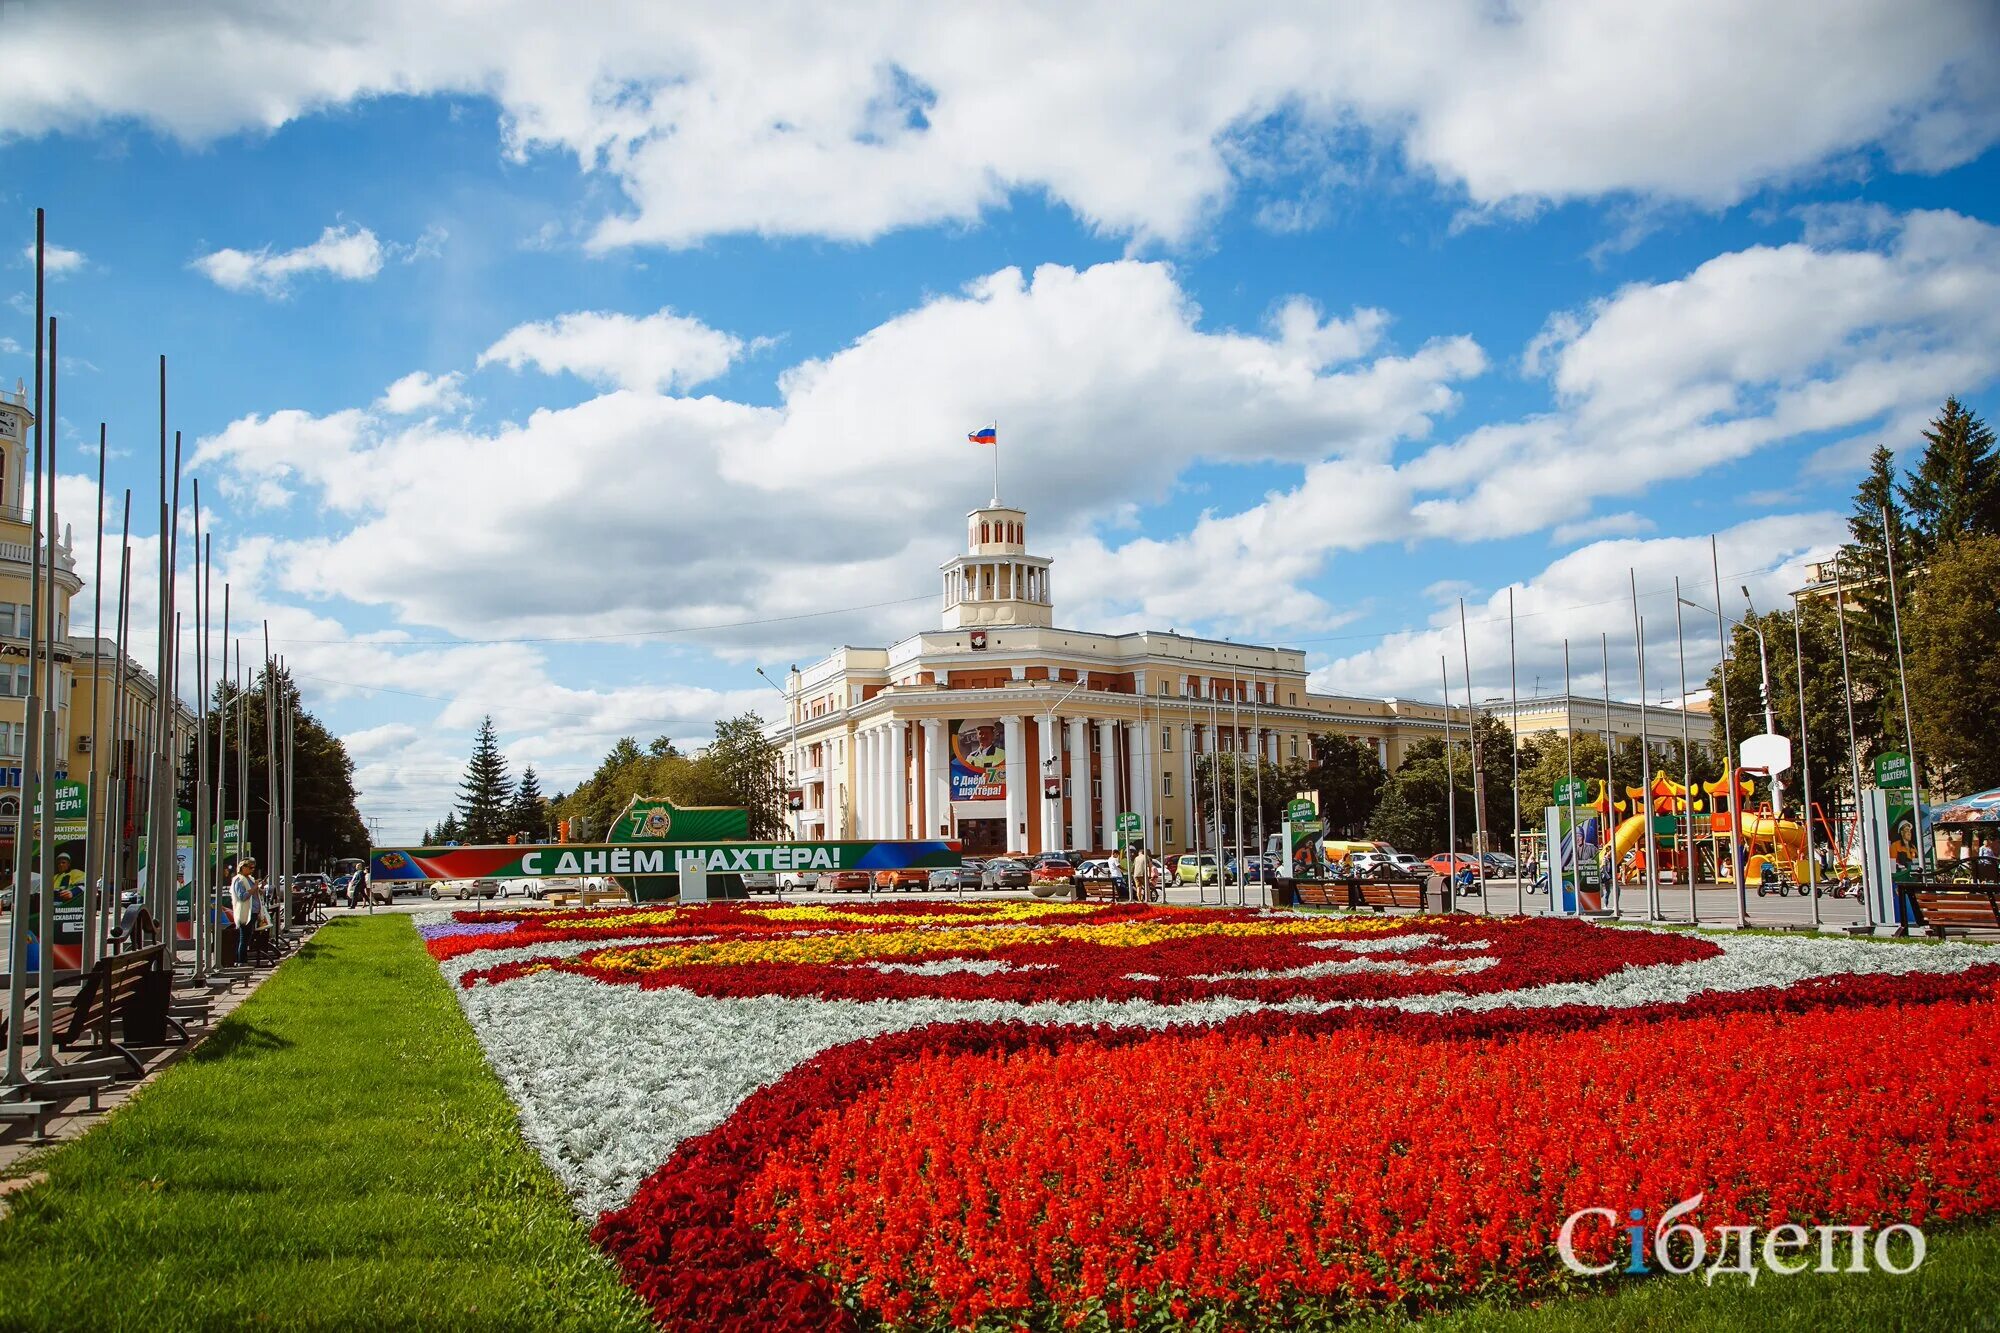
[1836,445,1913,763]
[455,716,514,844]
[508,765,550,841]
[1899,397,2000,559]
[438,812,463,844]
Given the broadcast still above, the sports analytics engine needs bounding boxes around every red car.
[1030,856,1076,884]
[1424,853,1487,880]
[874,867,928,892]
[822,869,872,893]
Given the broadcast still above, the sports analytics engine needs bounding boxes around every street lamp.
[754,665,803,838]
[1739,587,1777,736]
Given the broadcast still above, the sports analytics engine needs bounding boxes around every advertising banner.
[949,719,1006,801]
[369,839,963,885]
[47,780,89,969]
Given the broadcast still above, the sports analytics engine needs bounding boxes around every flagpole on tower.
[992,419,1000,506]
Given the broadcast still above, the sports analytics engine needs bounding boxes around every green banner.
[1554,777,1589,806]
[1874,751,1912,789]
[370,839,961,884]
[1286,798,1317,825]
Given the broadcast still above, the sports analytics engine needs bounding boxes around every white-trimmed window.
[1164,818,1174,843]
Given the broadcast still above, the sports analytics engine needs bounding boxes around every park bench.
[57,944,182,1075]
[543,887,625,907]
[1905,884,2000,938]
[1353,879,1427,913]
[1290,878,1346,908]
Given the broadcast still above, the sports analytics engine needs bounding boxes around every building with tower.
[778,498,1486,859]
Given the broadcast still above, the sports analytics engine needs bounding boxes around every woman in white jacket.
[231,858,258,965]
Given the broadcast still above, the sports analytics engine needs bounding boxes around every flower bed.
[422,901,2000,1330]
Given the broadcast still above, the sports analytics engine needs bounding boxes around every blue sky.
[2,2,1997,837]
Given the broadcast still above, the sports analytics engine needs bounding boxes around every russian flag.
[968,426,997,446]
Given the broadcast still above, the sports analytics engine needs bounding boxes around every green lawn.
[0,915,649,1332]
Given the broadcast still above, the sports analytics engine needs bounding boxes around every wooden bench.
[1354,879,1428,912]
[58,945,183,1075]
[1906,885,2000,937]
[1291,879,1347,908]
[1076,876,1118,902]
[544,888,625,907]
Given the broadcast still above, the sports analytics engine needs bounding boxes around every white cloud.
[193,224,385,295]
[193,259,1482,655]
[0,3,1991,247]
[1309,514,1849,705]
[1551,512,1656,545]
[479,308,745,393]
[376,370,468,416]
[22,242,86,275]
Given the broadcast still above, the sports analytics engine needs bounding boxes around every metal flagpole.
[1508,588,1521,916]
[237,643,247,908]
[6,211,46,1087]
[1793,593,1821,930]
[82,424,106,972]
[1458,599,1485,914]
[284,680,296,931]
[1674,578,1697,926]
[1230,682,1244,906]
[191,496,208,979]
[1711,535,1745,928]
[33,313,59,1069]
[264,622,277,931]
[106,524,131,953]
[215,588,230,950]
[1831,558,1872,926]
[1879,506,1928,877]
[1601,634,1617,918]
[1252,690,1264,889]
[1562,640,1578,917]
[1631,571,1659,921]
[1441,657,1457,911]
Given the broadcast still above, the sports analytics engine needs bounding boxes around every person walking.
[1131,847,1153,904]
[230,858,258,966]
[352,862,370,912]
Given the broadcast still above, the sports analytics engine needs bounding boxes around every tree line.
[422,711,785,845]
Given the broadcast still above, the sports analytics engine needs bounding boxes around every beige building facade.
[780,503,1492,858]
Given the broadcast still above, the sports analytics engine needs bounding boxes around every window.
[1092,779,1102,798]
[0,721,17,757]
[1164,818,1175,843]
[0,606,11,637]
[1290,736,1301,758]
[1162,772,1172,796]
[1161,726,1172,751]
[1289,692,1297,706]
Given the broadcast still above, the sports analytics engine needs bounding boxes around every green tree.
[1905,535,2000,794]
[1192,753,1311,847]
[1365,737,1467,853]
[178,664,369,873]
[437,812,463,844]
[1302,734,1385,837]
[507,765,550,842]
[455,716,513,844]
[701,712,787,839]
[1703,604,1855,821]
[1836,444,1916,762]
[1900,397,2000,561]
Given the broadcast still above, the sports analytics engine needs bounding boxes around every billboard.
[949,719,1006,801]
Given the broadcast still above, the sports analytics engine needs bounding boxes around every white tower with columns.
[941,504,1052,629]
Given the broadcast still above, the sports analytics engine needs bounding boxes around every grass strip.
[0,915,649,1332]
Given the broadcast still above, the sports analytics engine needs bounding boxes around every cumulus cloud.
[1309,514,1850,705]
[22,242,85,275]
[479,308,745,393]
[376,370,468,416]
[193,223,385,295]
[1,2,1992,247]
[193,259,1482,655]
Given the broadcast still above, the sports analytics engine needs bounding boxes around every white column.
[1376,735,1389,769]
[1267,730,1280,764]
[888,720,908,839]
[1067,717,1091,851]
[1097,718,1120,848]
[924,720,947,839]
[859,727,876,837]
[1128,720,1153,849]
[851,728,869,837]
[871,726,888,838]
[1036,714,1058,854]
[1002,716,1027,853]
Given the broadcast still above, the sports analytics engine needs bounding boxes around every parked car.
[1225,855,1276,883]
[980,858,1031,890]
[1481,852,1520,876]
[1030,856,1075,884]
[1390,854,1427,876]
[821,868,873,893]
[874,867,929,892]
[1177,853,1221,885]
[1425,853,1487,879]
[776,869,821,891]
[928,859,985,892]
[740,871,781,894]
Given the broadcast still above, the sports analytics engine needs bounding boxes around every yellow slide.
[1738,814,1807,885]
[1612,814,1648,861]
